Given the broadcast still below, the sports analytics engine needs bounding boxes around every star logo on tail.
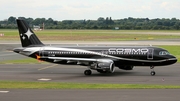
[24,29,33,39]
[21,29,33,40]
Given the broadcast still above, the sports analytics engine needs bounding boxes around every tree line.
[0,16,180,30]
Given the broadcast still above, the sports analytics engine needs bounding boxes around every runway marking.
[0,91,9,93]
[38,64,58,71]
[38,78,51,81]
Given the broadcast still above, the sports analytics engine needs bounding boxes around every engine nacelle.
[90,59,115,73]
[97,62,115,73]
[118,66,134,70]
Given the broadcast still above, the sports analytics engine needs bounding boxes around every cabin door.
[147,48,154,59]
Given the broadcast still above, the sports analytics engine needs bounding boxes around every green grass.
[1,29,180,41]
[0,58,46,64]
[0,81,180,89]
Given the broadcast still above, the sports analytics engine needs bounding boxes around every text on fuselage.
[108,48,149,54]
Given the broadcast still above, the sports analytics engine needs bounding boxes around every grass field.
[0,81,180,89]
[1,29,180,41]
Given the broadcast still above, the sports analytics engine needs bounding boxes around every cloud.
[160,1,180,11]
[1,0,180,20]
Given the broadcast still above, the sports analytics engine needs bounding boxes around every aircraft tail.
[16,19,44,47]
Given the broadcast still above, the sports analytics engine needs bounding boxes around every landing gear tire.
[84,70,92,75]
[150,66,156,76]
[150,71,156,76]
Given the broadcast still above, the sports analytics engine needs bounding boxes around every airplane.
[13,19,177,76]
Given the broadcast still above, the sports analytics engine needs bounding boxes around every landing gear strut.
[84,70,92,75]
[150,66,156,76]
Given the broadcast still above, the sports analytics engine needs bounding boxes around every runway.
[1,89,180,101]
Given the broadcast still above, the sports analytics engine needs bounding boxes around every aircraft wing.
[47,57,115,70]
[48,56,116,63]
[48,57,98,62]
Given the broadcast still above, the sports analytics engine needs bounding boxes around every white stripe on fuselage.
[22,46,173,63]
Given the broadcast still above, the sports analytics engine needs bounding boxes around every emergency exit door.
[147,48,153,59]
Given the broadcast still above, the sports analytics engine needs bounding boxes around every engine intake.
[97,62,115,73]
[90,59,115,73]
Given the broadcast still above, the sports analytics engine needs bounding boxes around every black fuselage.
[20,45,176,67]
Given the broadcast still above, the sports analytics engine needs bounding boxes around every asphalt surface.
[0,63,180,84]
[1,89,180,101]
[0,41,180,101]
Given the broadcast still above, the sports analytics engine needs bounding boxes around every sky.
[1,0,180,21]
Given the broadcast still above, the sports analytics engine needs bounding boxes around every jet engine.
[90,59,115,73]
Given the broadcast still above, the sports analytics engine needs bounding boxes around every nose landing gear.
[150,66,156,76]
[150,71,156,76]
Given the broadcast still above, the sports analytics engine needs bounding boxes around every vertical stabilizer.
[16,19,44,47]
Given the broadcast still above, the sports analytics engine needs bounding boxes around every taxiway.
[0,64,180,85]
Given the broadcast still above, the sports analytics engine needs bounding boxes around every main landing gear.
[150,66,156,76]
[84,70,92,75]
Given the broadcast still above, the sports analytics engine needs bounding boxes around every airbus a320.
[13,19,177,76]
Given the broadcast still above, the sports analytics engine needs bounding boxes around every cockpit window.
[159,51,170,55]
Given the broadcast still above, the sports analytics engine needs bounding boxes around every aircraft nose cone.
[169,55,177,64]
